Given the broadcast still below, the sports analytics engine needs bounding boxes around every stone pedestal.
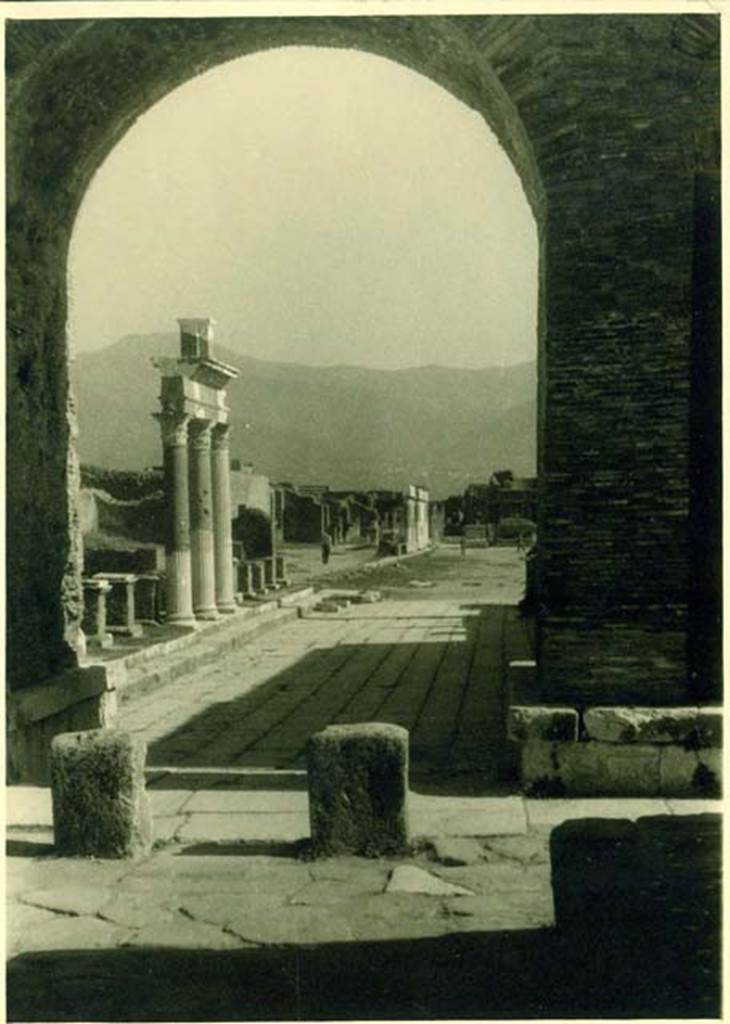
[237,561,256,598]
[189,419,219,620]
[82,578,113,649]
[93,573,143,638]
[135,573,162,622]
[250,561,267,594]
[263,557,278,589]
[307,723,410,856]
[211,424,236,613]
[50,728,152,858]
[274,555,289,586]
[157,411,195,625]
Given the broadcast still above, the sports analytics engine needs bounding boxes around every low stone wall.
[509,705,722,797]
[7,663,123,784]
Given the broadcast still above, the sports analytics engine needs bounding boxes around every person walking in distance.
[321,531,332,566]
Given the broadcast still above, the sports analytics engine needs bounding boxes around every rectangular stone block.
[583,706,722,748]
[521,740,662,797]
[51,729,152,858]
[307,723,409,856]
[508,706,578,742]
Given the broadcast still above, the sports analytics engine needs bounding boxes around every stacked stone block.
[509,705,722,796]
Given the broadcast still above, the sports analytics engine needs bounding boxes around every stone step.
[118,592,319,705]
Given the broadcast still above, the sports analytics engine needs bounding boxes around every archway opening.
[67,44,539,788]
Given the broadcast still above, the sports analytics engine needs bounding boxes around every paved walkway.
[116,600,530,786]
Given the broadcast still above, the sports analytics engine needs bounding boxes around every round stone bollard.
[50,728,152,858]
[307,723,410,857]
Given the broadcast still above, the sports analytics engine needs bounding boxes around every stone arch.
[7,14,720,718]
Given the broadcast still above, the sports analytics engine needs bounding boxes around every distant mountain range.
[71,333,536,499]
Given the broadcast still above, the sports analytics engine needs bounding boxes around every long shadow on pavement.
[145,605,530,796]
[8,814,720,1021]
[8,913,718,1021]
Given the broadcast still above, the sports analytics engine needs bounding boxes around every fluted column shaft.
[157,411,195,625]
[211,423,236,613]
[188,419,219,620]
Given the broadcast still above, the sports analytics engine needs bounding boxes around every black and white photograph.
[5,2,722,1020]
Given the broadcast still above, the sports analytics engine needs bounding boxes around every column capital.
[211,422,231,450]
[188,418,213,452]
[154,410,190,448]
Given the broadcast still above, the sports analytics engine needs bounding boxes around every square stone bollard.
[50,729,152,858]
[307,723,410,857]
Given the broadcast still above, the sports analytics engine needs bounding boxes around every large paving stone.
[222,902,356,946]
[307,723,409,856]
[126,851,312,896]
[11,914,132,953]
[345,892,455,942]
[176,812,310,843]
[410,794,527,837]
[177,891,290,935]
[50,729,152,858]
[123,918,244,950]
[97,893,180,930]
[7,903,62,957]
[183,789,308,813]
[19,885,112,918]
[428,838,485,866]
[290,878,383,905]
[7,785,53,827]
[430,861,551,898]
[308,856,391,888]
[482,833,550,865]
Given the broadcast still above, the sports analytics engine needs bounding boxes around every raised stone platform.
[509,705,722,797]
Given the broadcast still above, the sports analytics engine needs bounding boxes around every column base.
[167,613,198,627]
[195,607,220,621]
[216,602,237,615]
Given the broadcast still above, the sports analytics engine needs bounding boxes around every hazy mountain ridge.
[71,333,536,498]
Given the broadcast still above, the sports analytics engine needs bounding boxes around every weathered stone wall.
[6,15,720,706]
[81,489,165,545]
[80,465,163,502]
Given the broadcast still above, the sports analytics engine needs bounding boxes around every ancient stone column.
[188,419,219,620]
[156,411,195,625]
[211,423,236,614]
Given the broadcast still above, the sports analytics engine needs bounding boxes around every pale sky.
[68,46,538,370]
